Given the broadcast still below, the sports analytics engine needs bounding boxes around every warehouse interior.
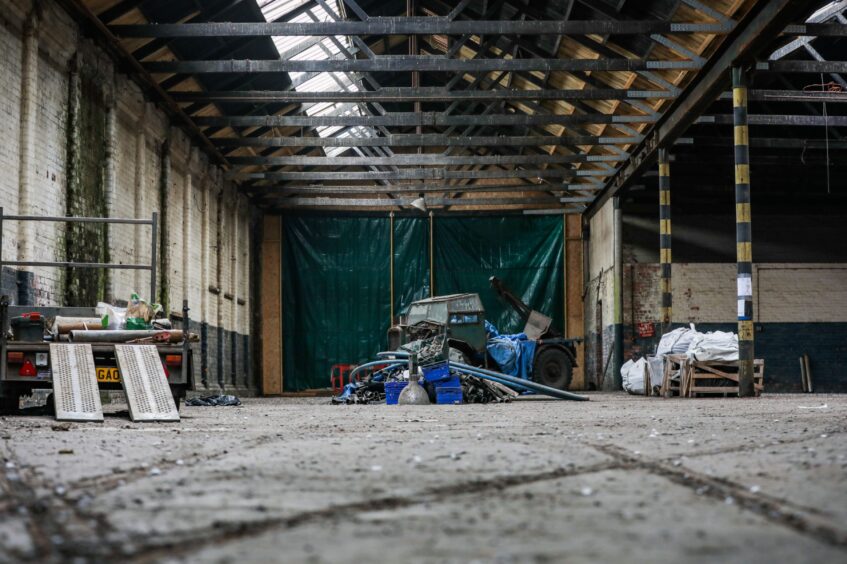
[0,0,846,561]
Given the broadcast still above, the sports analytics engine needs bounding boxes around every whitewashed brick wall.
[626,263,847,324]
[1,0,252,337]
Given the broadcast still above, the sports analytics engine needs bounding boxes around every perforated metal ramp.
[115,345,180,422]
[50,344,104,422]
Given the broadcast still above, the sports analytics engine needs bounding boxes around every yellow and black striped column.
[732,67,755,397]
[658,148,672,335]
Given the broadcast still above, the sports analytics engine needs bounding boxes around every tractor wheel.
[533,347,573,391]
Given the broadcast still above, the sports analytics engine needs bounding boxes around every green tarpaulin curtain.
[282,214,564,391]
[282,215,391,391]
[434,215,564,335]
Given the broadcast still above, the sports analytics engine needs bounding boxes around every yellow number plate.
[96,367,121,383]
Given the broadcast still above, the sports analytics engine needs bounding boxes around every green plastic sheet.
[393,217,430,316]
[434,216,564,335]
[282,215,391,391]
[281,214,564,391]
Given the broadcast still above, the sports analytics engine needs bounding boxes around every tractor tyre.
[533,346,573,391]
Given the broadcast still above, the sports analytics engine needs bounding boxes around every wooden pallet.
[686,359,764,397]
[660,356,765,398]
[660,354,688,397]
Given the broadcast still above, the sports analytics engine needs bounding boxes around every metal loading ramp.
[49,344,104,422]
[115,345,180,422]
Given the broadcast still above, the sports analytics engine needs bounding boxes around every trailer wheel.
[533,346,573,391]
[1,391,20,415]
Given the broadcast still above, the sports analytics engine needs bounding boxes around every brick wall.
[585,200,619,389]
[623,263,847,391]
[1,0,255,392]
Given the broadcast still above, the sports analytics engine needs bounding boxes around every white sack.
[656,324,699,357]
[621,358,648,395]
[686,331,739,362]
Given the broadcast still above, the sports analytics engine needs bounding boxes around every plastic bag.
[97,302,126,330]
[621,358,647,395]
[126,292,161,330]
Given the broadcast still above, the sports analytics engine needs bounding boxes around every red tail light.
[7,352,24,363]
[164,355,182,367]
[19,359,37,377]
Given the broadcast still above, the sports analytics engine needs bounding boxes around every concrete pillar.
[16,10,39,305]
[732,67,755,397]
[133,105,147,293]
[612,196,623,389]
[658,148,672,335]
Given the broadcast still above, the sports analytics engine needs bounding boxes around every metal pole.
[389,211,395,324]
[613,197,623,389]
[150,212,158,302]
[562,212,567,337]
[658,148,672,335]
[732,67,755,398]
[429,211,435,297]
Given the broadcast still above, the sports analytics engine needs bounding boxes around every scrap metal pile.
[332,336,517,405]
[332,335,587,405]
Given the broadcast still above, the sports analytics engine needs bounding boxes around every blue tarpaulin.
[485,322,536,381]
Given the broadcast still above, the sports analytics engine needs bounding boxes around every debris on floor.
[332,333,587,405]
[186,395,242,407]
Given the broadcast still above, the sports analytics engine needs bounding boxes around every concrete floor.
[0,393,845,563]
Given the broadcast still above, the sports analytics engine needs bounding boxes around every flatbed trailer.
[0,300,194,414]
[0,209,194,415]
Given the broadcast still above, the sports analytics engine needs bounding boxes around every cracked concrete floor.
[1,393,846,563]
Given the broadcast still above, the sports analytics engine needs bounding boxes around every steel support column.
[732,67,755,398]
[658,148,672,335]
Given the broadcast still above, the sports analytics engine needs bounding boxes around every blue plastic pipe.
[376,351,410,358]
[452,361,589,401]
[349,359,407,382]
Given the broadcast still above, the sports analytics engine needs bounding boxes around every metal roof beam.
[585,0,810,218]
[254,182,600,194]
[231,168,608,181]
[269,197,574,208]
[210,133,642,148]
[227,153,624,166]
[195,113,655,128]
[145,57,702,73]
[171,87,675,103]
[111,20,733,37]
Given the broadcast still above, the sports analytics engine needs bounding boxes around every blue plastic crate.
[384,381,408,405]
[434,375,461,388]
[435,386,463,405]
[422,362,451,383]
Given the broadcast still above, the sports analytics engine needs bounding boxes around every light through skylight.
[257,0,373,156]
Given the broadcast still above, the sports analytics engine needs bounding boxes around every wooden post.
[260,215,283,395]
